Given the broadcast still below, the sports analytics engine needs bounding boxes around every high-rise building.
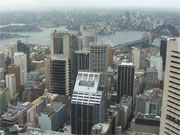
[17,40,30,71]
[74,50,89,80]
[49,30,77,95]
[8,65,21,92]
[160,38,180,135]
[44,57,50,90]
[0,68,4,80]
[0,52,5,73]
[139,51,145,70]
[160,36,168,71]
[5,43,17,64]
[71,72,105,135]
[5,74,17,99]
[14,52,27,85]
[150,56,163,81]
[131,49,140,70]
[129,48,145,70]
[82,28,98,49]
[89,43,108,72]
[0,90,6,114]
[107,47,113,67]
[144,66,159,90]
[117,62,135,104]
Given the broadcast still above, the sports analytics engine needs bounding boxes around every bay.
[0,27,157,51]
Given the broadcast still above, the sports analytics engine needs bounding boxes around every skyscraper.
[144,66,159,90]
[117,62,135,104]
[71,72,105,135]
[89,42,108,72]
[160,36,168,71]
[50,56,71,95]
[150,56,163,81]
[5,43,17,64]
[129,48,145,70]
[49,30,79,95]
[5,74,17,99]
[8,65,21,92]
[82,28,98,49]
[0,52,5,73]
[17,40,30,71]
[14,52,27,85]
[107,47,113,67]
[74,50,89,80]
[131,48,140,70]
[160,38,180,135]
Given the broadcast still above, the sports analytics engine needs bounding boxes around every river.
[0,27,160,51]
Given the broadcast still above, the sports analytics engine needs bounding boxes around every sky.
[0,0,180,11]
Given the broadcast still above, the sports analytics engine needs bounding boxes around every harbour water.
[0,27,160,50]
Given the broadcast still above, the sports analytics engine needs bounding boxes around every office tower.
[50,30,74,95]
[44,57,50,90]
[160,36,168,71]
[71,72,105,135]
[129,48,145,70]
[131,49,140,70]
[117,62,135,104]
[160,38,180,135]
[150,56,163,81]
[14,52,27,85]
[17,40,30,71]
[0,90,6,114]
[8,65,21,92]
[74,50,89,79]
[107,47,113,67]
[5,43,17,64]
[82,28,98,49]
[89,42,108,72]
[139,51,145,69]
[0,52,5,73]
[144,66,159,90]
[0,68,4,80]
[50,56,71,95]
[5,74,17,99]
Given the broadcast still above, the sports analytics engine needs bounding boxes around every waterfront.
[0,27,160,50]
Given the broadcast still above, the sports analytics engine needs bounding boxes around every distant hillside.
[0,24,42,32]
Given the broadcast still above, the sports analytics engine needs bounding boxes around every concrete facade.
[160,38,180,135]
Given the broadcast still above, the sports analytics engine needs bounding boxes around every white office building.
[82,28,98,49]
[160,38,180,135]
[150,56,163,81]
[5,74,17,99]
[14,52,27,85]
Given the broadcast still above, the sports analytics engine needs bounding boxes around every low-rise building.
[130,114,160,135]
[1,102,31,127]
[91,123,110,135]
[136,88,163,116]
[38,102,66,131]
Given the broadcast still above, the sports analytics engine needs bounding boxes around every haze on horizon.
[0,0,180,11]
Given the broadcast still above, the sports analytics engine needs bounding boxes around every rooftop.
[0,125,72,135]
[2,102,31,119]
[71,71,104,105]
[74,50,89,54]
[92,123,110,134]
[74,72,101,93]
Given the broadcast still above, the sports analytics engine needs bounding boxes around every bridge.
[112,38,149,51]
[112,24,179,52]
